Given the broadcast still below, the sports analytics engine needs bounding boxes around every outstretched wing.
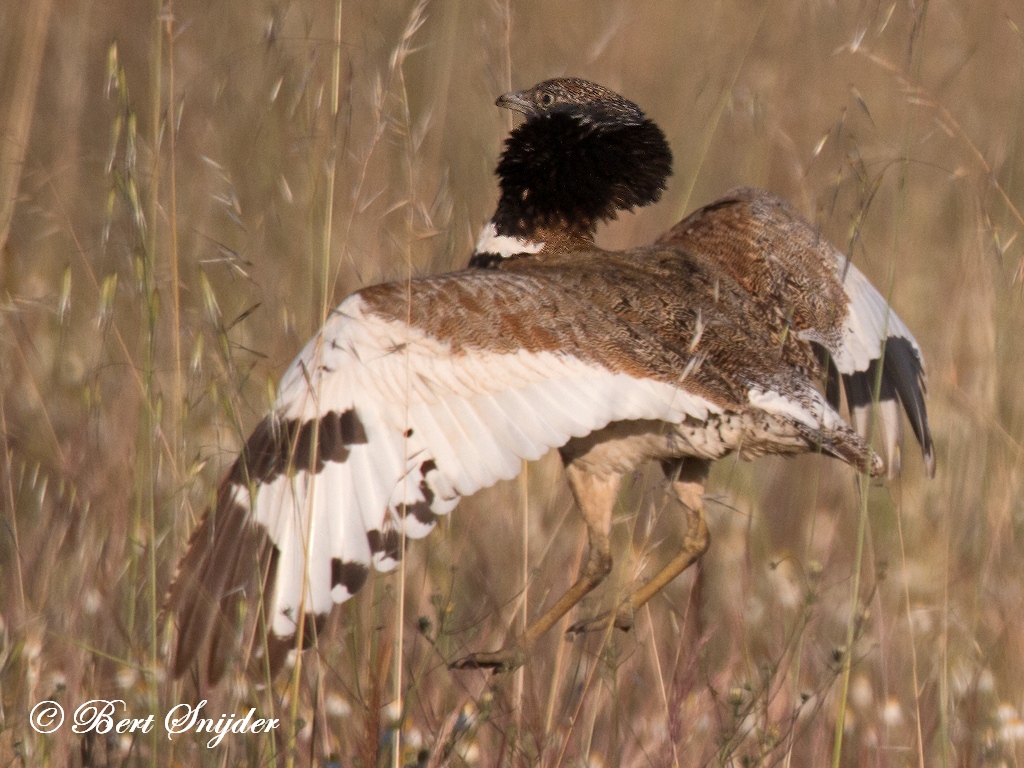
[661,187,934,478]
[168,278,723,684]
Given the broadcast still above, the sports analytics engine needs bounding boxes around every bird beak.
[496,89,536,118]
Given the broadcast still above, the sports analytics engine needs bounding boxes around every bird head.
[496,78,648,128]
[490,78,673,243]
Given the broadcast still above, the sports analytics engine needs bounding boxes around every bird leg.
[450,463,618,672]
[568,457,710,634]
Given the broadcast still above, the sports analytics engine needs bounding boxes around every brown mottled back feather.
[658,188,848,351]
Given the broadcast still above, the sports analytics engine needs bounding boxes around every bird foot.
[449,645,526,674]
[567,604,634,635]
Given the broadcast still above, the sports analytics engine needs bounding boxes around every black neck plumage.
[472,111,672,266]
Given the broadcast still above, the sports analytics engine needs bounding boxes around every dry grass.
[1,0,1023,765]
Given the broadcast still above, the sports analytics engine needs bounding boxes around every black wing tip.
[884,337,935,478]
[841,336,936,480]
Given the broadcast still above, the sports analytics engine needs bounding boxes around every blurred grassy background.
[1,0,1022,765]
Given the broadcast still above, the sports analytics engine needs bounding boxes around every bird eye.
[539,92,555,107]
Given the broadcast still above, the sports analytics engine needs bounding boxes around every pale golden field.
[1,1,1022,765]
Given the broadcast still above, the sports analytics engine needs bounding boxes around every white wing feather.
[253,293,723,637]
[824,257,922,375]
